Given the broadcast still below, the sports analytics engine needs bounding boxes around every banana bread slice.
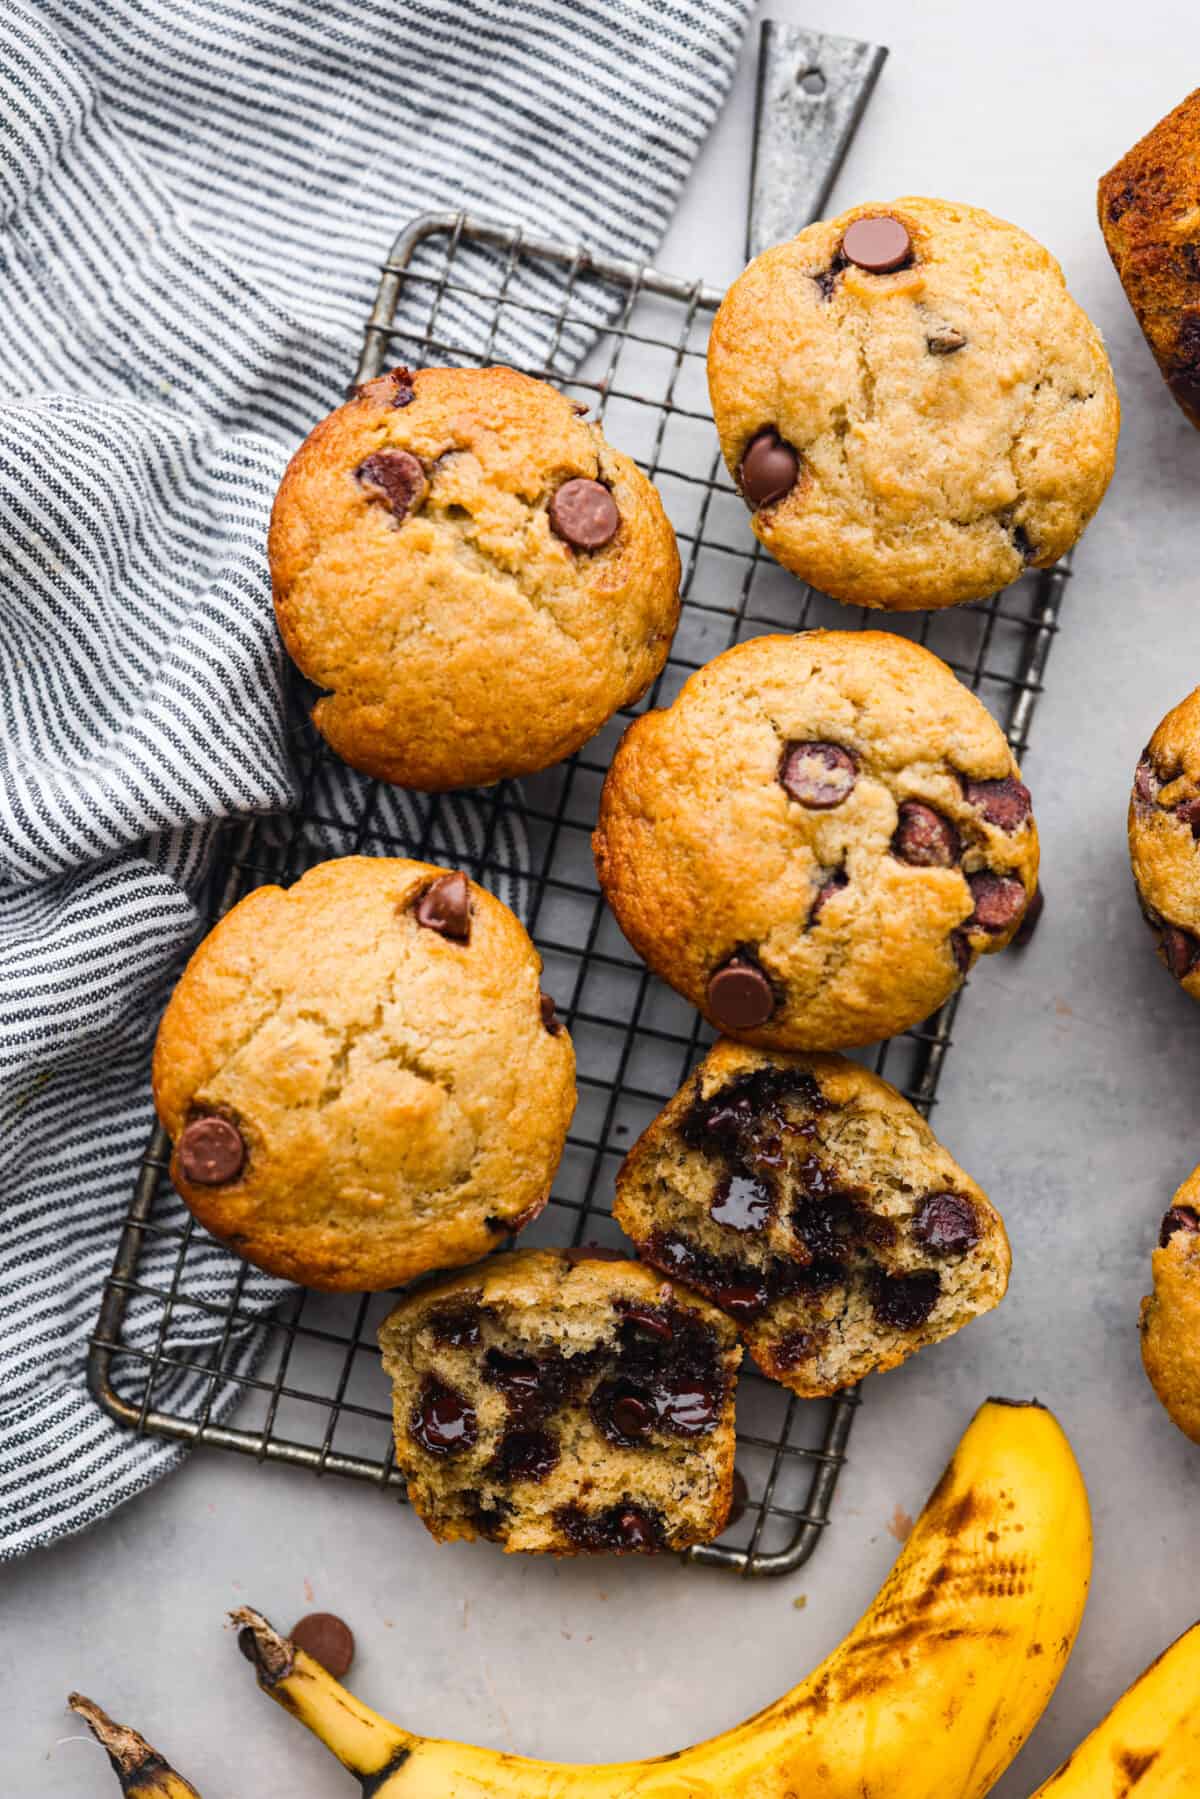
[1099,89,1200,427]
[614,1041,1009,1397]
[379,1250,741,1554]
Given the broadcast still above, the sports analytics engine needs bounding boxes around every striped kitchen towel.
[0,0,751,1558]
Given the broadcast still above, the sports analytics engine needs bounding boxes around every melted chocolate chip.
[706,954,775,1031]
[645,1232,773,1319]
[414,871,471,941]
[842,215,912,273]
[772,1327,820,1369]
[869,1269,941,1330]
[811,868,849,923]
[727,1468,749,1528]
[927,326,967,355]
[556,1502,663,1553]
[356,448,427,520]
[563,1243,627,1265]
[489,1428,559,1484]
[549,478,619,551]
[1160,1206,1200,1248]
[616,1303,674,1343]
[711,1170,772,1233]
[780,740,857,809]
[290,1613,355,1679]
[968,872,1028,933]
[427,1305,482,1348]
[178,1116,245,1186]
[411,1377,477,1455]
[738,428,800,508]
[539,990,564,1035]
[912,1192,979,1253]
[1014,883,1044,947]
[1160,925,1200,980]
[483,1351,552,1419]
[963,776,1033,832]
[1176,797,1200,837]
[892,801,960,867]
[792,1190,855,1263]
[593,1384,653,1444]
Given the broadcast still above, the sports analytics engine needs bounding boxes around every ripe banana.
[233,1395,1091,1799]
[67,1693,200,1797]
[1029,1619,1200,1796]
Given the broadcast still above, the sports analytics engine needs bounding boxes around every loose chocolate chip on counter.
[967,872,1029,933]
[178,1116,246,1186]
[737,428,801,509]
[727,1468,750,1528]
[963,776,1032,832]
[1176,797,1200,837]
[356,448,428,520]
[927,326,967,355]
[549,477,620,551]
[290,1613,355,1679]
[414,871,471,941]
[411,1377,477,1455]
[780,740,857,809]
[1014,884,1044,947]
[912,1193,979,1254]
[706,954,776,1031]
[1160,1206,1200,1248]
[842,215,912,274]
[711,1171,772,1233]
[539,990,564,1035]
[869,1268,941,1330]
[892,801,960,867]
[1160,925,1200,981]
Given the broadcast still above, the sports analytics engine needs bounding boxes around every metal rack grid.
[89,210,1066,1577]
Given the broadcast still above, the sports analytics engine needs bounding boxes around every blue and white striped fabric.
[0,0,751,1559]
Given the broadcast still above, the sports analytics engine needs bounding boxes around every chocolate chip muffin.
[615,1041,1009,1396]
[707,196,1119,610]
[269,365,681,790]
[1100,90,1200,429]
[378,1250,741,1554]
[1140,1169,1200,1442]
[593,630,1039,1049]
[1129,689,1200,995]
[152,857,575,1290]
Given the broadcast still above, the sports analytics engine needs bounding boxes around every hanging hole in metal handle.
[797,67,826,95]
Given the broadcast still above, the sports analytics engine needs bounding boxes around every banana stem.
[67,1694,200,1797]
[232,1607,416,1785]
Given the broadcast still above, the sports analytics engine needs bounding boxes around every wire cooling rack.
[90,210,1067,1577]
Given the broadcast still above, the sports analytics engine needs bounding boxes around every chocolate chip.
[617,1305,673,1343]
[539,991,564,1035]
[1176,797,1200,837]
[564,1243,627,1265]
[967,872,1028,933]
[414,871,470,941]
[842,215,912,273]
[1133,751,1160,807]
[616,1508,658,1550]
[428,1306,481,1348]
[490,1428,559,1484]
[610,1393,653,1440]
[738,428,800,509]
[780,741,857,809]
[1014,884,1044,947]
[290,1613,355,1679]
[869,1268,940,1329]
[706,954,775,1031]
[177,1116,245,1186]
[963,776,1032,832]
[813,267,841,301]
[411,1377,477,1455]
[1161,925,1200,980]
[892,801,959,867]
[657,1374,722,1436]
[912,1193,979,1253]
[927,326,967,355]
[548,477,619,551]
[356,448,427,520]
[950,929,972,974]
[715,1280,770,1321]
[1011,523,1037,564]
[711,1171,772,1233]
[727,1469,749,1528]
[810,868,848,923]
[1160,1206,1200,1248]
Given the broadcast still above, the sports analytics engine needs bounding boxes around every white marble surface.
[11,3,1200,1793]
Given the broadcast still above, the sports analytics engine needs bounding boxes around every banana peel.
[233,1395,1091,1798]
[1029,1619,1200,1796]
[67,1694,200,1797]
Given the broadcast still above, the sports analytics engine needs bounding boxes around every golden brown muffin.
[707,196,1119,610]
[1140,1168,1200,1442]
[269,365,681,790]
[1129,688,1200,996]
[1099,90,1200,429]
[378,1250,741,1554]
[152,857,575,1290]
[615,1041,1009,1396]
[593,630,1039,1050]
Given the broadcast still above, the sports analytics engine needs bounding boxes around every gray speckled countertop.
[11,4,1200,1793]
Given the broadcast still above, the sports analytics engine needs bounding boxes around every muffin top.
[707,196,1119,610]
[269,365,681,790]
[593,630,1038,1049]
[152,856,575,1289]
[1129,686,1200,995]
